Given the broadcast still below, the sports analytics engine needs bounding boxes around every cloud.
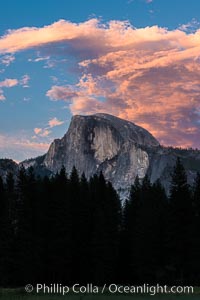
[0,78,18,87]
[0,54,15,66]
[39,129,51,137]
[1,19,200,148]
[0,78,18,100]
[0,19,107,55]
[179,18,200,33]
[23,97,30,102]
[0,91,5,101]
[28,54,61,69]
[29,55,50,62]
[20,74,30,87]
[46,85,78,101]
[48,117,64,128]
[34,127,51,137]
[34,128,42,134]
[0,76,29,89]
[0,75,30,100]
[41,20,200,149]
[33,117,64,138]
[50,76,59,83]
[0,133,49,161]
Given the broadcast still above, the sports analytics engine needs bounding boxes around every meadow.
[0,289,199,300]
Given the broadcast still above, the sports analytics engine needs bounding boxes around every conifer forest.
[0,158,200,286]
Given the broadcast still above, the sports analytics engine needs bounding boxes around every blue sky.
[1,0,200,161]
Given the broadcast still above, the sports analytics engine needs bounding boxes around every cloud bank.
[1,19,200,148]
[0,133,49,162]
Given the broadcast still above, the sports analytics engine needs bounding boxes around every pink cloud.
[0,19,106,55]
[0,75,30,100]
[34,128,42,134]
[0,78,18,87]
[1,19,200,148]
[39,129,51,137]
[33,117,64,140]
[15,140,49,150]
[0,78,18,100]
[0,133,50,161]
[1,19,197,58]
[46,85,78,101]
[48,117,64,128]
[34,127,51,137]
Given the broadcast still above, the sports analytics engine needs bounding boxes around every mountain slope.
[43,113,200,195]
[0,159,18,181]
[43,114,160,192]
[1,113,200,197]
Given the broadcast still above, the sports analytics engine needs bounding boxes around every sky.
[1,0,200,161]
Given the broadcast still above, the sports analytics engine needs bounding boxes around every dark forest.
[0,158,200,287]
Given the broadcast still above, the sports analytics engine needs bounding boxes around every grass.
[0,288,199,300]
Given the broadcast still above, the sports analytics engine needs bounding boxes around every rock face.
[20,155,52,177]
[43,113,200,196]
[147,146,200,192]
[43,113,159,193]
[1,113,200,197]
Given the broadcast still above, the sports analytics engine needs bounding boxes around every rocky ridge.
[43,114,159,193]
[1,113,200,197]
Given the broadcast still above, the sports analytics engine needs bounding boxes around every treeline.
[0,158,200,286]
[120,158,200,285]
[0,166,121,286]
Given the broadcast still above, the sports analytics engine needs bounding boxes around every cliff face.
[1,113,200,196]
[43,113,159,192]
[147,146,200,192]
[43,113,200,195]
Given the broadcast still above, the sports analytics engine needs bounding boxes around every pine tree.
[119,176,141,282]
[132,176,167,283]
[194,172,200,217]
[104,181,121,282]
[43,166,71,283]
[14,165,33,285]
[0,175,6,285]
[68,166,81,283]
[78,173,92,283]
[168,158,192,283]
[151,180,168,283]
[54,166,71,283]
[190,172,200,283]
[90,172,121,284]
[38,175,53,282]
[3,172,17,286]
[26,167,40,283]
[6,172,15,220]
[133,175,154,282]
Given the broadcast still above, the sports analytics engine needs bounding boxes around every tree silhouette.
[168,158,192,283]
[0,162,199,286]
[190,172,200,283]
